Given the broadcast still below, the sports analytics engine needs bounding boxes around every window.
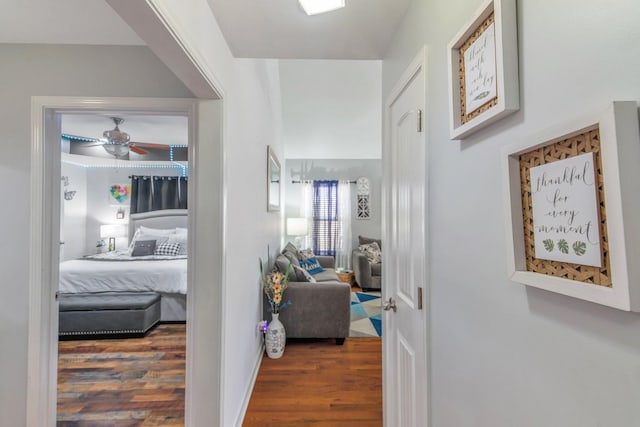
[312,180,340,256]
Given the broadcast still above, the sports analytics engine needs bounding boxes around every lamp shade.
[287,218,308,236]
[100,224,127,238]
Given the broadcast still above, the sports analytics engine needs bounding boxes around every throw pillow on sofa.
[282,242,301,266]
[298,248,316,260]
[359,242,382,264]
[358,235,382,250]
[299,256,325,275]
[293,265,316,283]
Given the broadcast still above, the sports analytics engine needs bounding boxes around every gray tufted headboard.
[128,209,188,242]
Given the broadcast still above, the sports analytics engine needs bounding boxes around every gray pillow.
[281,242,300,267]
[131,240,156,256]
[293,265,316,283]
[274,254,294,276]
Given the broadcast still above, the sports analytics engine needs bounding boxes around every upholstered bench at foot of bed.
[58,292,161,338]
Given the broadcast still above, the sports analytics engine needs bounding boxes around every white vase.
[265,313,286,359]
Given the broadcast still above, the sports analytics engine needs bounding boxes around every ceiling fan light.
[103,128,130,144]
[298,0,345,15]
[103,143,130,159]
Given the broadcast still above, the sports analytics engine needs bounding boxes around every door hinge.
[55,291,59,301]
[417,109,423,133]
[417,287,423,310]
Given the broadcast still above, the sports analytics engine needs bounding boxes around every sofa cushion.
[300,256,324,275]
[282,242,301,266]
[358,235,382,250]
[371,263,382,276]
[274,254,294,276]
[293,265,316,283]
[312,268,340,282]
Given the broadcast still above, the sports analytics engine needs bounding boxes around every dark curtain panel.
[130,175,188,214]
[312,180,339,257]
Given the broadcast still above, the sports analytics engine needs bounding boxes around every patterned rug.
[350,291,382,337]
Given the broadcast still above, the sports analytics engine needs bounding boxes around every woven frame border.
[518,126,612,287]
[459,11,498,124]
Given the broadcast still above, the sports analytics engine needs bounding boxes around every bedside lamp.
[287,217,308,249]
[100,224,127,252]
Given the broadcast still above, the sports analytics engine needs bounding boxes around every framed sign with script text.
[447,0,519,140]
[529,152,602,267]
[503,102,640,311]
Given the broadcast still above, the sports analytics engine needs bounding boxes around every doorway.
[56,112,190,423]
[27,96,225,427]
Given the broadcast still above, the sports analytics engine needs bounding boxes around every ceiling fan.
[65,117,172,159]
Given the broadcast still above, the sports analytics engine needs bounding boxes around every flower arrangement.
[260,258,293,314]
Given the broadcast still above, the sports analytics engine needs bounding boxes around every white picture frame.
[503,101,640,311]
[447,0,519,140]
[267,145,281,212]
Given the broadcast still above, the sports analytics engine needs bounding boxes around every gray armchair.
[352,235,382,291]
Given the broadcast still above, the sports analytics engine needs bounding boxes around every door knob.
[383,297,397,313]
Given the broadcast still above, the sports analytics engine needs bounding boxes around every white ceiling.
[62,114,188,146]
[0,0,144,46]
[207,0,413,59]
[0,0,411,60]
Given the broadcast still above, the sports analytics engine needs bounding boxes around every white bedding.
[59,251,187,295]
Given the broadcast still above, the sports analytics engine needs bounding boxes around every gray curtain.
[130,175,188,214]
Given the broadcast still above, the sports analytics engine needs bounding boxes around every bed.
[59,209,188,321]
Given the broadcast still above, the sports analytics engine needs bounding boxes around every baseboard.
[233,343,264,427]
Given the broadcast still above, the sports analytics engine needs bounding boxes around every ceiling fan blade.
[129,146,149,155]
[76,142,105,147]
[131,141,172,150]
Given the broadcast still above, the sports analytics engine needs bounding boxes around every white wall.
[106,3,286,424]
[84,166,183,253]
[0,43,194,427]
[280,59,382,159]
[382,0,640,425]
[223,58,283,425]
[60,162,87,261]
[284,159,382,260]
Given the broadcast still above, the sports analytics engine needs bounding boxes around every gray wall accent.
[382,0,640,425]
[284,159,382,265]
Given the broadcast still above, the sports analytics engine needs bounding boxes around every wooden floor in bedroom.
[57,323,186,427]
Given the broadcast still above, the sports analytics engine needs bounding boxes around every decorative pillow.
[359,242,382,264]
[274,254,294,277]
[299,256,325,275]
[167,234,188,255]
[131,239,157,257]
[298,248,316,260]
[358,235,382,250]
[154,242,182,256]
[293,265,316,283]
[129,232,170,254]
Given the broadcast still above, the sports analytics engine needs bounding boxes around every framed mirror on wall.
[267,146,281,212]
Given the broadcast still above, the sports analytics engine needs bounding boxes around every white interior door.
[383,49,429,427]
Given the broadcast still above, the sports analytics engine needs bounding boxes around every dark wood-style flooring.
[243,337,383,427]
[57,323,186,426]
[57,284,382,426]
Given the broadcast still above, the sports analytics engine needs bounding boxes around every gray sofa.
[352,235,382,290]
[265,255,351,345]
